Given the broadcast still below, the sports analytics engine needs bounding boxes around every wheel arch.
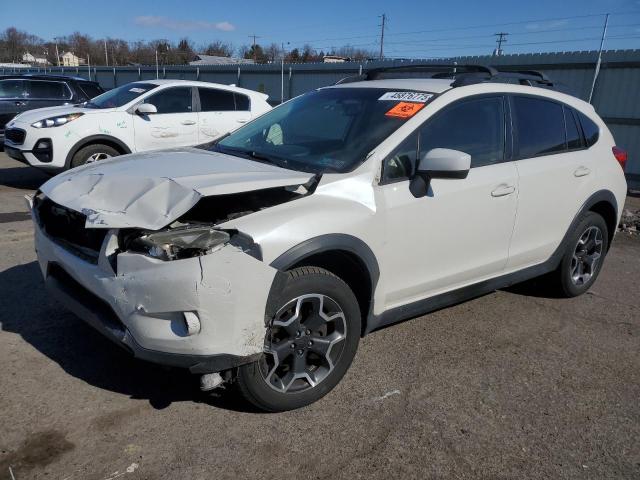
[64,135,132,169]
[552,189,618,264]
[269,234,380,336]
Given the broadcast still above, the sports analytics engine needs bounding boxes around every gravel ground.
[0,153,638,480]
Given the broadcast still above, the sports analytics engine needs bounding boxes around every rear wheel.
[70,143,119,168]
[237,267,361,412]
[552,211,608,297]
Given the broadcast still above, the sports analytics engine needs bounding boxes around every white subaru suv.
[29,65,628,411]
[4,79,271,173]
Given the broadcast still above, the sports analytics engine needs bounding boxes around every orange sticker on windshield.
[385,101,425,119]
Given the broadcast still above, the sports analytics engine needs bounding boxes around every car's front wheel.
[237,267,361,412]
[70,143,119,168]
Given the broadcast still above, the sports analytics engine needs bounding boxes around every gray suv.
[0,74,103,143]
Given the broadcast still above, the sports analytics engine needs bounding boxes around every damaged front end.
[31,175,319,379]
[117,181,315,263]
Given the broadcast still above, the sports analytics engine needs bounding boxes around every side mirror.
[410,148,471,198]
[135,103,157,115]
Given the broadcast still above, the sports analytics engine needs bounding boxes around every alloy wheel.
[86,152,111,163]
[570,225,603,286]
[261,294,347,393]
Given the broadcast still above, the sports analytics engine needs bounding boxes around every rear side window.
[235,93,250,111]
[577,111,599,147]
[0,80,23,98]
[418,96,505,168]
[26,80,71,100]
[512,96,565,158]
[146,87,193,114]
[199,88,235,111]
[564,107,583,150]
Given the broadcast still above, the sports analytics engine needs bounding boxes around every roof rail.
[334,64,572,95]
[335,64,498,85]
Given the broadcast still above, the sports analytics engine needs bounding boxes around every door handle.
[574,166,591,177]
[181,120,196,125]
[15,101,26,106]
[491,185,515,197]
[237,119,248,124]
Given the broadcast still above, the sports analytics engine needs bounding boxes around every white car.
[29,65,628,411]
[4,79,271,173]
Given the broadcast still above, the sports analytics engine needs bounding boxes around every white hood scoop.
[40,148,314,230]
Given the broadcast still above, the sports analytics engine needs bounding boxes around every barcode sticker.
[379,92,433,103]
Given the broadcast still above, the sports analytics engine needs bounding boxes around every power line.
[295,22,640,50]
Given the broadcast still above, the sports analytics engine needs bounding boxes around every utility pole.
[248,34,261,62]
[379,14,386,60]
[281,41,289,104]
[104,39,108,66]
[588,13,609,104]
[54,37,60,66]
[494,32,508,56]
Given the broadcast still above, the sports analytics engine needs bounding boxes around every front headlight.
[132,226,230,261]
[32,113,84,129]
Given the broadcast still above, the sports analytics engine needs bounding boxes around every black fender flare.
[65,135,132,168]
[270,233,380,286]
[267,234,380,326]
[549,189,618,265]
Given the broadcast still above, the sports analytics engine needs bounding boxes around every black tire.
[237,267,361,412]
[70,143,120,168]
[552,211,609,298]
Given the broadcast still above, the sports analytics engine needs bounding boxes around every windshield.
[83,82,157,109]
[213,87,434,173]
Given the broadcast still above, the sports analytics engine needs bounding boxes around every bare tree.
[1,27,29,62]
[201,40,234,57]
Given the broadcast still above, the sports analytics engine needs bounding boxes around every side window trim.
[379,93,509,185]
[416,93,508,167]
[509,93,598,161]
[145,86,194,115]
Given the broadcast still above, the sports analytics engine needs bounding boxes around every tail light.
[612,146,627,171]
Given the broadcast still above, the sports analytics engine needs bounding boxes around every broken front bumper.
[34,221,277,374]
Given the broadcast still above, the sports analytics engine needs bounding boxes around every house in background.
[189,54,254,65]
[60,51,86,67]
[22,52,49,66]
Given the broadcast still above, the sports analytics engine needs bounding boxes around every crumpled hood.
[39,147,313,230]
